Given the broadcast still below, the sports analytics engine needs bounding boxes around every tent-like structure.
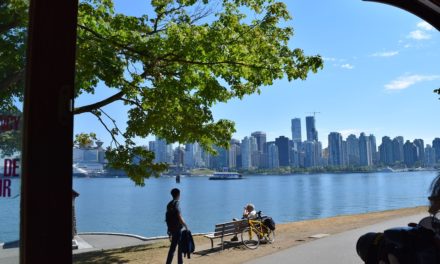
[364,0,440,30]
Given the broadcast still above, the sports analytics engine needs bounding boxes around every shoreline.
[73,206,429,264]
[70,168,439,178]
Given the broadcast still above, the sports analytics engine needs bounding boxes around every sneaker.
[231,236,238,241]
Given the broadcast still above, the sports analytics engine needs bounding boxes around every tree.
[74,132,98,148]
[1,0,323,185]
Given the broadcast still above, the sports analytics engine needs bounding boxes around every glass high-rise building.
[379,136,394,165]
[359,133,372,166]
[328,132,343,166]
[241,136,252,169]
[306,116,318,141]
[392,136,404,163]
[251,131,266,153]
[154,137,173,164]
[403,140,418,167]
[267,142,279,169]
[433,138,440,163]
[275,136,290,167]
[425,145,436,166]
[291,118,302,143]
[346,134,360,165]
[369,134,377,165]
[413,139,425,165]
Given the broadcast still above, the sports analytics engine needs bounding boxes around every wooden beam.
[20,0,78,263]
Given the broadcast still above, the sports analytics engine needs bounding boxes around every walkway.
[0,233,160,264]
[245,213,428,264]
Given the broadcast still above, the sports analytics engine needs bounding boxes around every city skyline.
[143,113,439,170]
[74,0,440,150]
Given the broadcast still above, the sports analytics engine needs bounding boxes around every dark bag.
[165,200,180,233]
[263,217,276,231]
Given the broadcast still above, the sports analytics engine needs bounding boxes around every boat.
[209,172,243,180]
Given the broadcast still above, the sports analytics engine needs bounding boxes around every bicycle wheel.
[241,227,260,249]
[264,229,275,243]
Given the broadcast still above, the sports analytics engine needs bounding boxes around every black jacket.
[180,229,195,259]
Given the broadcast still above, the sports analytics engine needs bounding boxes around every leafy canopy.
[1,0,323,185]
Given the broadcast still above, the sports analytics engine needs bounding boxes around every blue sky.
[74,0,440,148]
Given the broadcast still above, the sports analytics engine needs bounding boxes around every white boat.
[209,172,243,180]
[72,162,105,177]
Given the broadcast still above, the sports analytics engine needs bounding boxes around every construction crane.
[306,111,321,118]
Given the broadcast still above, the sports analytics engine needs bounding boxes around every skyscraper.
[413,139,425,165]
[275,136,290,167]
[433,138,440,163]
[359,133,372,166]
[305,116,318,141]
[392,136,404,163]
[425,144,436,167]
[228,139,240,169]
[369,134,377,165]
[303,141,318,167]
[241,136,252,169]
[267,142,279,169]
[184,143,195,168]
[328,132,343,166]
[154,137,173,164]
[251,131,266,168]
[251,131,266,153]
[346,134,360,166]
[291,118,302,143]
[379,136,394,166]
[403,140,417,167]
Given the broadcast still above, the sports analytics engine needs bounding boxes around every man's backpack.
[263,217,276,231]
[165,200,180,233]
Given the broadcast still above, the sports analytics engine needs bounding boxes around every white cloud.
[384,74,440,90]
[372,51,399,57]
[417,21,434,31]
[408,30,431,40]
[341,64,354,69]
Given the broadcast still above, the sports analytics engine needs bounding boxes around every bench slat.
[214,224,246,232]
[204,220,250,250]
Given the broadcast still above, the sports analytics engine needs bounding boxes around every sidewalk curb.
[77,232,210,242]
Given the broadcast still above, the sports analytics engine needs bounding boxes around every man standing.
[166,188,188,264]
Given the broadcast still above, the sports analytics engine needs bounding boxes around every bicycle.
[241,211,275,249]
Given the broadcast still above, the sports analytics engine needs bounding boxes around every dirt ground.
[73,206,428,264]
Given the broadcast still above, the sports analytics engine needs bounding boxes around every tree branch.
[91,109,121,147]
[78,24,154,59]
[74,91,124,114]
[161,57,269,70]
[0,14,22,34]
[0,70,25,93]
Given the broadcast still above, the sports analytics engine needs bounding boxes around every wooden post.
[20,0,78,263]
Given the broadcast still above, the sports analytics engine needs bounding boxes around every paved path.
[0,213,430,264]
[245,213,428,264]
[0,233,158,264]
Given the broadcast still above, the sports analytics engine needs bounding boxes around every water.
[0,171,437,242]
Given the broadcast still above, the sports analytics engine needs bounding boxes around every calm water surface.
[0,171,437,242]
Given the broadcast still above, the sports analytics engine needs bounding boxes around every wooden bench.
[204,219,248,250]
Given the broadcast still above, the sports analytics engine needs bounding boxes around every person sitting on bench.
[231,203,257,241]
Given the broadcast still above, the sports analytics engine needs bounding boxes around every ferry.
[209,172,243,180]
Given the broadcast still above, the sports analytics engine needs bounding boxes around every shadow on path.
[73,243,168,263]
